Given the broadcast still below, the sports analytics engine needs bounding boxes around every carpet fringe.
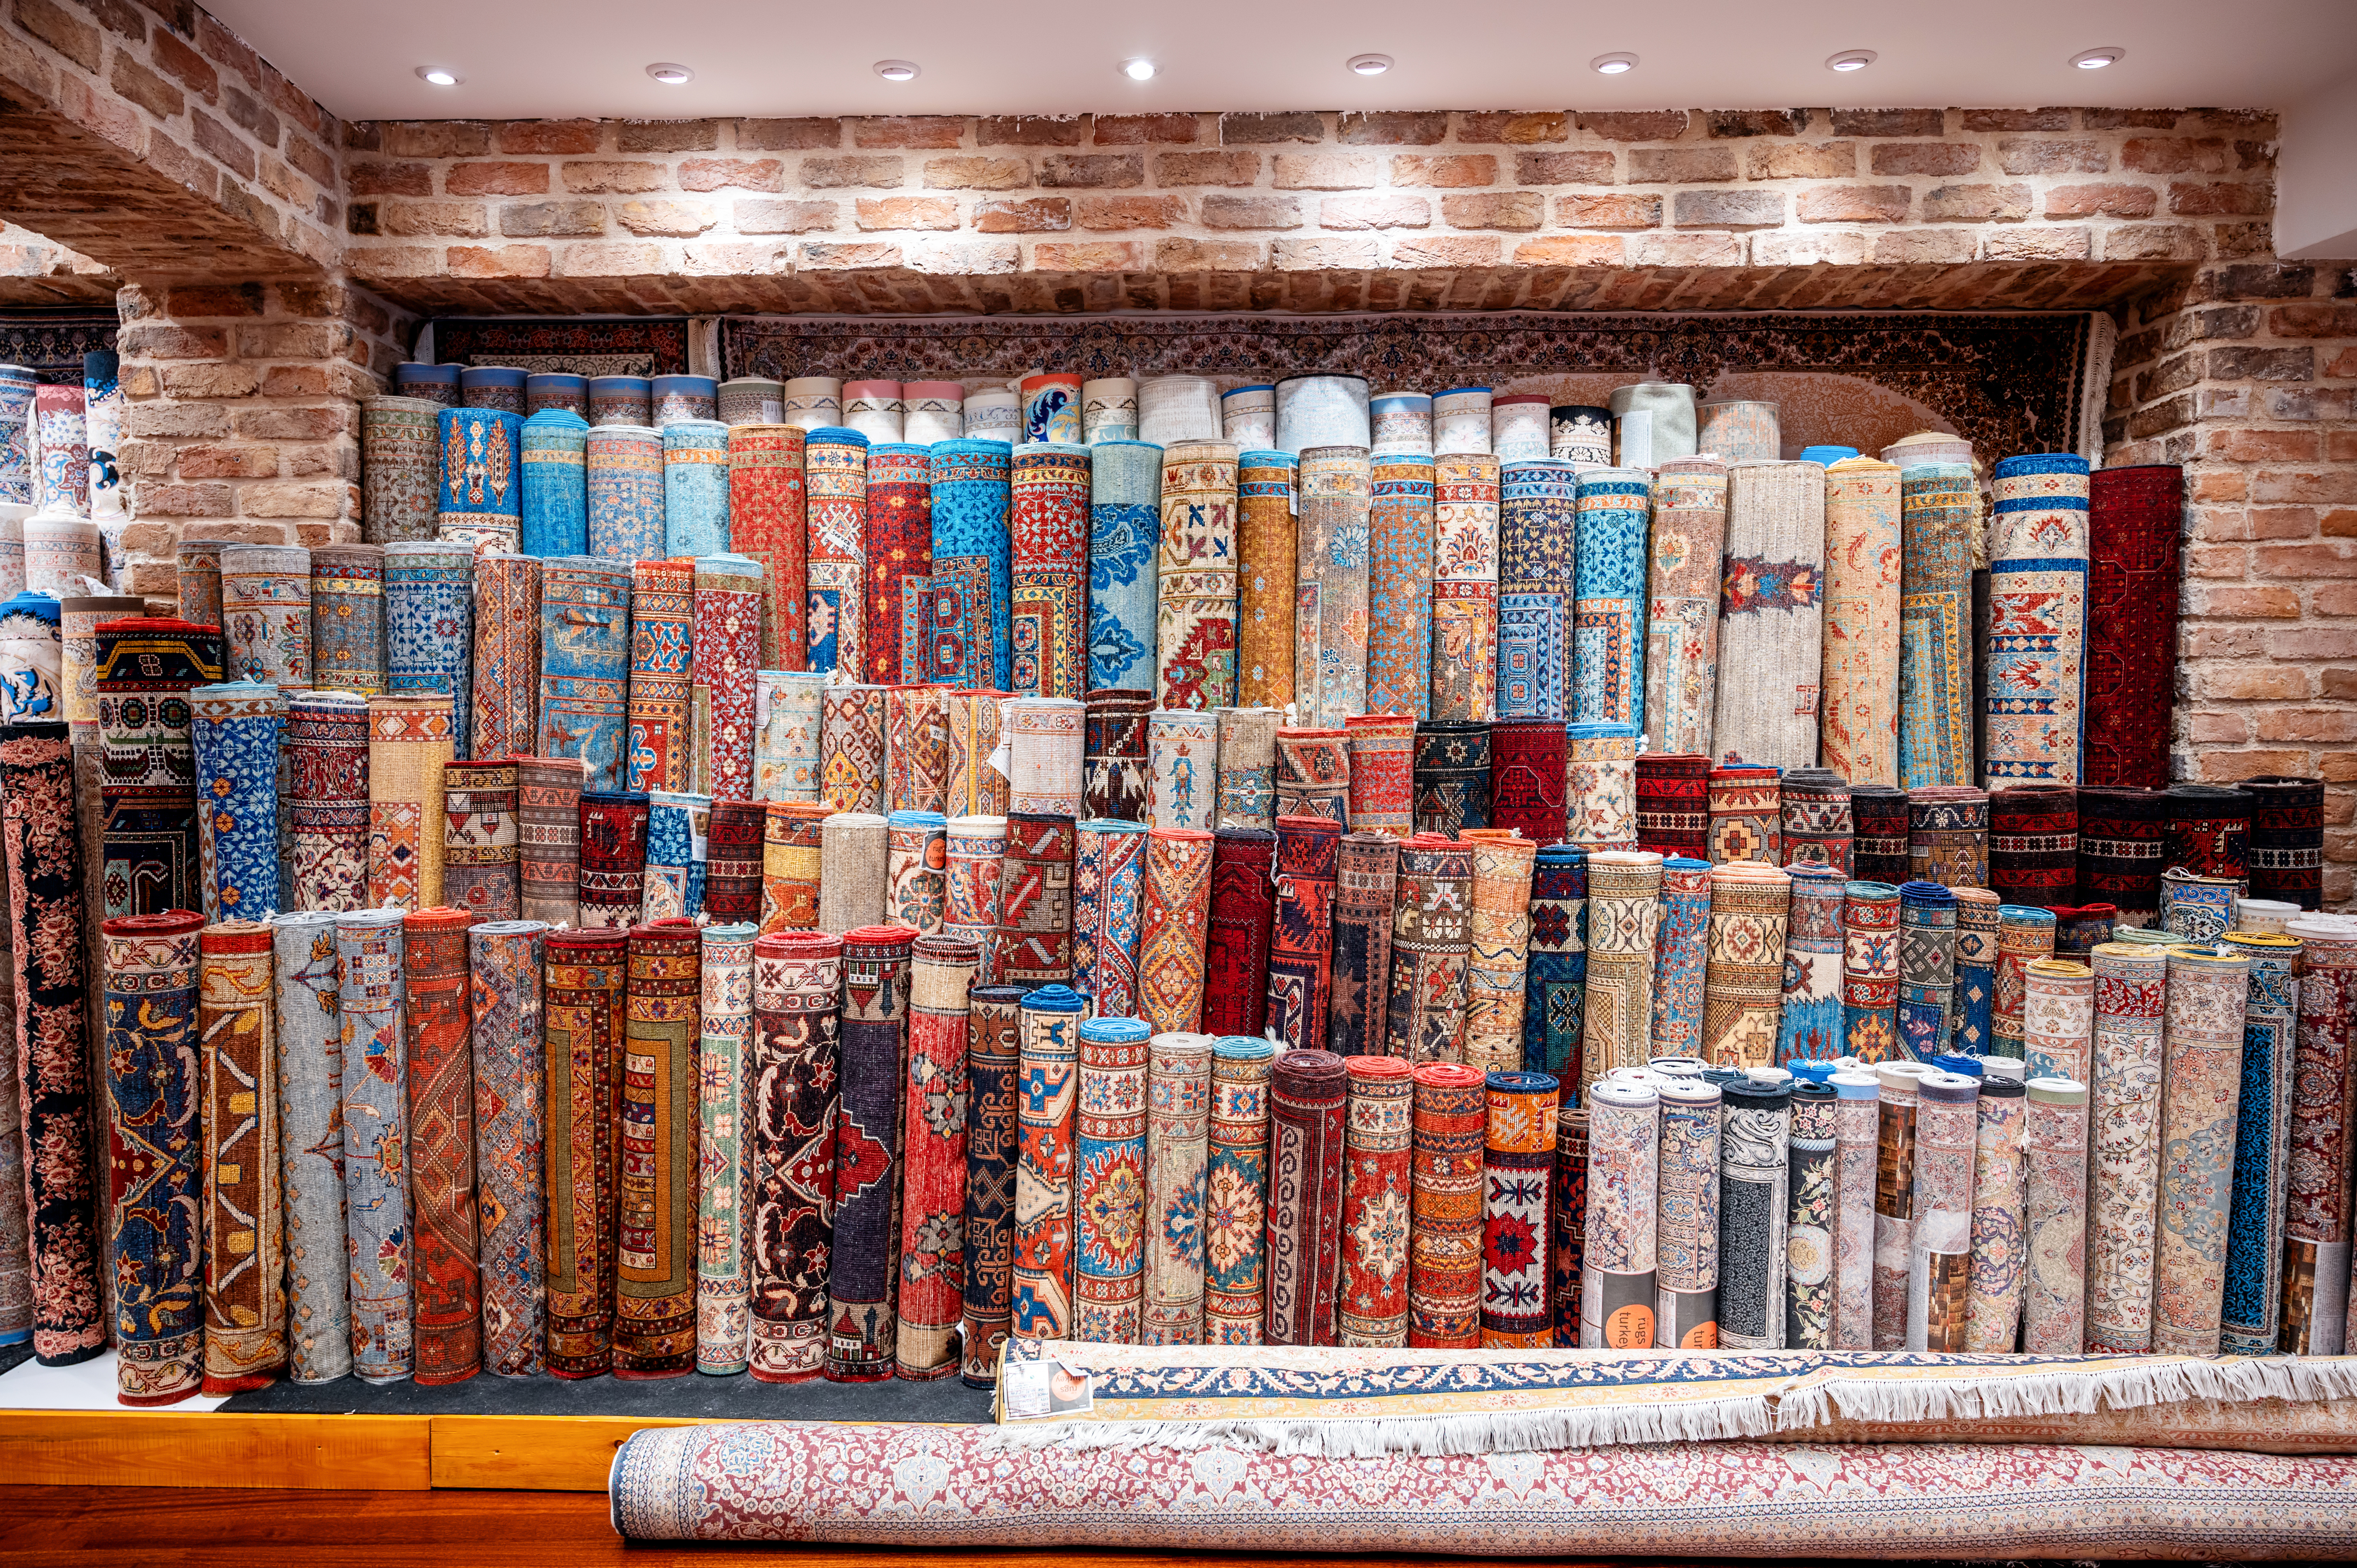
[984,1356,2357,1458]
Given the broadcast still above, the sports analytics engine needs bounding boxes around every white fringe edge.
[981,1356,2357,1458]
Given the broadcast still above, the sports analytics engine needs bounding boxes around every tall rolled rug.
[2215,932,2296,1354]
[1385,834,1473,1063]
[2083,464,2181,789]
[470,553,539,763]
[895,934,973,1376]
[625,558,694,793]
[1523,845,1587,1079]
[1718,1077,1792,1352]
[1897,880,1958,1062]
[1897,461,1977,789]
[1841,880,1901,1062]
[1579,850,1663,1095]
[189,681,284,922]
[473,919,549,1378]
[2023,955,2094,1084]
[362,396,441,544]
[1905,1070,1980,1352]
[308,545,384,695]
[1235,449,1296,710]
[960,985,1023,1384]
[1870,1060,1934,1350]
[367,693,454,911]
[1262,1049,1349,1347]
[1137,827,1214,1034]
[1294,445,1371,728]
[929,440,1014,691]
[1011,984,1085,1342]
[1265,815,1341,1053]
[1642,458,1727,757]
[1778,868,1846,1064]
[690,554,763,800]
[1338,1054,1414,1347]
[336,909,409,1382]
[2085,940,2168,1354]
[1653,1076,1721,1350]
[1780,769,1854,875]
[1819,456,1903,786]
[1204,827,1275,1039]
[743,931,840,1383]
[1461,829,1536,1076]
[2281,915,2356,1354]
[1951,886,2001,1056]
[1550,1106,1588,1345]
[286,691,371,911]
[803,426,867,678]
[100,909,205,1399]
[989,812,1075,987]
[1205,1033,1276,1344]
[1071,818,1147,1019]
[860,445,931,687]
[384,542,473,760]
[1986,453,2090,784]
[545,929,628,1379]
[402,907,481,1385]
[1851,784,1910,884]
[1962,1074,2027,1353]
[1478,1070,1559,1349]
[1785,1079,1838,1350]
[1328,832,1399,1059]
[1496,458,1575,722]
[1712,460,1825,771]
[1088,441,1162,694]
[617,918,702,1378]
[1365,453,1434,719]
[1155,441,1239,711]
[537,557,632,792]
[1634,752,1710,858]
[1010,442,1090,701]
[586,424,664,561]
[819,684,887,814]
[2244,775,2324,911]
[1430,452,1500,723]
[1571,468,1648,731]
[1581,1075,1660,1348]
[269,911,346,1382]
[827,924,913,1379]
[1071,1016,1150,1343]
[1830,1068,1880,1349]
[1700,861,1791,1069]
[724,424,804,671]
[1143,1032,1213,1346]
[1148,709,1218,831]
[1274,725,1351,823]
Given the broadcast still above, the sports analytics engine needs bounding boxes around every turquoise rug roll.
[588,424,665,560]
[930,441,1013,691]
[1088,441,1161,693]
[1572,468,1650,731]
[520,409,588,557]
[664,419,732,557]
[1497,458,1577,722]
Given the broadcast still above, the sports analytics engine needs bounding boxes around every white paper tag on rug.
[1003,1358,1095,1421]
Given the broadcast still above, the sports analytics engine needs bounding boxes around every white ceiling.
[206,0,2357,123]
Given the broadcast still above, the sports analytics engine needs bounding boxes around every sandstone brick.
[1272,236,1379,269]
[2102,224,2206,261]
[1156,150,1258,186]
[1095,113,1199,144]
[1032,240,1142,271]
[190,108,257,180]
[379,200,488,237]
[159,362,256,398]
[1708,108,1809,138]
[240,398,347,434]
[1577,110,1689,141]
[561,161,670,194]
[383,121,492,159]
[679,240,790,275]
[222,85,280,151]
[500,199,605,237]
[1156,236,1267,270]
[1797,184,1909,223]
[1392,154,1497,188]
[1629,231,1745,266]
[238,482,345,520]
[16,0,100,72]
[678,157,783,192]
[800,155,903,190]
[1338,111,1447,145]
[1458,112,1568,145]
[925,156,1027,190]
[1832,108,1943,137]
[797,241,899,269]
[1869,228,1976,265]
[2044,182,2156,218]
[2272,303,2357,338]
[972,197,1070,233]
[1203,194,1303,230]
[446,243,552,278]
[609,119,715,155]
[1442,191,1543,230]
[285,131,335,188]
[1076,195,1185,230]
[1516,150,1615,184]
[978,116,1086,146]
[110,50,184,120]
[1638,145,1762,186]
[1870,142,1980,176]
[135,481,234,516]
[1319,194,1430,230]
[555,241,666,275]
[195,11,256,84]
[2193,584,2301,617]
[1743,141,1855,180]
[151,26,217,99]
[1962,108,2070,131]
[736,118,840,150]
[1513,233,1627,265]
[446,161,549,196]
[2123,136,2233,174]
[237,320,336,359]
[900,238,1018,274]
[850,116,963,149]
[2213,221,2276,258]
[849,195,951,231]
[2255,468,2357,504]
[1984,224,2092,259]
[1555,193,1660,229]
[1995,138,2109,175]
[1273,152,1377,190]
[2209,345,2313,381]
[1672,189,1785,229]
[735,198,837,234]
[1219,111,1323,144]
[1922,182,2033,221]
[616,199,718,236]
[162,284,261,317]
[1390,235,1502,267]
[1037,154,1142,188]
[174,443,278,479]
[484,119,596,156]
[2171,182,2270,216]
[2213,428,2322,463]
[119,321,225,360]
[1753,229,1871,266]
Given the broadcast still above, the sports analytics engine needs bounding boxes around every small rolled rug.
[1265,814,1341,1052]
[1719,1077,1793,1352]
[803,427,867,678]
[1908,786,1988,889]
[960,985,1025,1384]
[472,920,549,1378]
[1990,785,2078,906]
[938,813,1005,952]
[2243,775,2323,911]
[624,559,695,792]
[177,539,226,627]
[1950,886,2001,1056]
[929,441,1013,691]
[1204,827,1275,1039]
[195,920,285,1393]
[1780,769,1853,875]
[1012,984,1086,1342]
[1819,457,1903,787]
[1653,1077,1721,1350]
[101,909,206,1399]
[1294,445,1370,727]
[1841,880,1902,1063]
[827,924,914,1380]
[94,618,219,917]
[1004,696,1085,818]
[1366,453,1435,718]
[885,810,947,935]
[437,405,523,552]
[2152,945,2250,1356]
[1580,850,1663,1096]
[1642,459,1728,758]
[1082,688,1151,823]
[818,684,887,816]
[1786,1080,1838,1350]
[989,813,1076,987]
[1634,752,1710,859]
[1581,1076,1660,1349]
[336,910,410,1382]
[219,542,312,688]
[1496,458,1576,722]
[1343,712,1414,837]
[1905,1070,1979,1352]
[1071,818,1146,1018]
[1701,862,1791,1070]
[2022,1074,2090,1352]
[1896,881,1959,1063]
[755,672,824,805]
[1550,1106,1588,1345]
[1480,1071,1559,1348]
[1147,709,1218,831]
[897,935,975,1377]
[1523,845,1587,1079]
[1985,454,2090,785]
[2281,916,2357,1354]
[617,919,702,1379]
[1706,763,1780,866]
[367,693,454,911]
[1155,441,1240,711]
[1137,827,1214,1034]
[269,912,347,1383]
[1964,1076,2028,1353]
[861,445,932,688]
[1205,1034,1277,1345]
[362,397,440,544]
[1264,1049,1349,1347]
[1712,462,1825,772]
[2083,464,2181,789]
[1831,1069,1879,1349]
[758,801,828,934]
[1995,905,2059,1058]
[1072,1016,1150,1343]
[2086,940,2169,1354]
[1897,462,1976,790]
[1339,1054,1414,1347]
[385,542,473,759]
[817,811,889,937]
[403,906,482,1385]
[189,680,284,922]
[1461,829,1536,1077]
[1235,449,1296,710]
[545,928,628,1379]
[2050,903,2118,958]
[1143,1032,1214,1346]
[521,408,590,556]
[443,759,520,921]
[1011,443,1090,701]
[1849,784,1909,886]
[1430,452,1500,723]
[1489,718,1566,845]
[1778,868,1846,1065]
[2165,783,2253,884]
[702,798,765,925]
[470,553,539,763]
[1385,833,1474,1063]
[2023,956,2095,1085]
[1274,725,1350,824]
[587,424,665,562]
[310,544,385,695]
[537,557,632,792]
[2080,789,2171,925]
[1088,442,1162,694]
[1566,722,1638,851]
[642,791,712,922]
[2160,867,2240,944]
[1214,707,1281,829]
[1412,721,1488,837]
[1321,831,1402,1063]
[286,691,371,911]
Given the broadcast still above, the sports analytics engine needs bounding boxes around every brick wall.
[337,107,2268,314]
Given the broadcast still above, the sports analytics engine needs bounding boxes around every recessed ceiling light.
[645,62,694,85]
[1590,52,1638,75]
[1826,49,1877,72]
[1348,53,1393,76]
[415,66,462,86]
[873,59,919,82]
[2071,46,2124,69]
[1121,58,1157,81]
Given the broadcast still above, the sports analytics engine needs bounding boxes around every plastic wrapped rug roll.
[1384,834,1472,1064]
[269,911,347,1382]
[1490,396,1550,463]
[963,388,1019,444]
[2151,945,2249,1356]
[1581,1075,1661,1348]
[1235,449,1296,710]
[2218,930,2297,1354]
[1523,845,1586,1079]
[1329,832,1400,1059]
[1430,453,1500,723]
[1962,1074,2027,1352]
[860,446,931,687]
[2086,941,2168,1354]
[1580,850,1663,1096]
[537,557,631,792]
[1138,376,1221,445]
[1205,1033,1277,1344]
[1072,819,1146,1019]
[1496,458,1576,722]
[781,377,839,431]
[1653,1075,1721,1350]
[362,396,441,545]
[959,984,1023,1382]
[1820,458,1903,787]
[1905,1070,1979,1352]
[2281,915,2357,1354]
[22,515,98,598]
[219,543,312,688]
[1897,462,1977,790]
[1083,688,1150,822]
[1264,1048,1349,1346]
[2084,464,2182,790]
[843,381,903,444]
[1841,881,1901,1062]
[991,813,1076,987]
[520,409,590,558]
[1265,815,1341,1053]
[819,683,886,814]
[462,367,528,414]
[435,406,522,552]
[897,933,972,1376]
[1021,373,1081,445]
[1004,695,1084,817]
[1642,459,1727,757]
[1148,709,1217,831]
[1214,706,1280,830]
[1294,445,1370,727]
[691,553,763,800]
[1366,454,1434,719]
[1370,391,1432,458]
[1082,379,1136,444]
[1712,461,1825,771]
[827,924,912,1379]
[1155,441,1239,711]
[1782,1080,1837,1349]
[716,376,781,427]
[403,906,482,1384]
[1572,469,1649,730]
[1609,382,1697,468]
[332,910,409,1381]
[309,545,384,695]
[1567,722,1637,850]
[1986,454,2090,784]
[1086,442,1161,693]
[1718,1077,1792,1351]
[1138,826,1214,1034]
[1274,375,1372,456]
[583,375,649,426]
[804,427,868,678]
[1011,983,1086,1341]
[1432,388,1491,457]
[1204,827,1275,1039]
[1221,384,1275,449]
[929,441,1014,692]
[1071,1015,1150,1342]
[1477,1070,1558,1348]
[384,541,473,758]
[1010,442,1089,701]
[1825,1068,1879,1350]
[726,426,804,672]
[471,554,539,764]
[1274,725,1350,823]
[1697,400,1780,464]
[586,424,665,561]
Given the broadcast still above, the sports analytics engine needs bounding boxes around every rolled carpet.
[2077,785,2167,924]
[471,919,549,1378]
[1897,880,1959,1063]
[1156,441,1239,711]
[470,553,539,763]
[1897,462,1976,790]
[1011,983,1086,1342]
[929,441,1013,691]
[1496,458,1576,723]
[1010,443,1089,701]
[2280,915,2356,1354]
[1339,1053,1415,1347]
[1712,461,1825,772]
[1996,905,2059,1059]
[1818,457,1903,787]
[724,424,804,671]
[827,924,914,1380]
[1430,452,1500,723]
[2086,941,2169,1354]
[1328,831,1399,1059]
[1566,722,1638,850]
[403,906,482,1385]
[702,799,766,926]
[384,542,473,759]
[1265,815,1341,1052]
[1963,1076,2028,1354]
[2165,783,2253,884]
[189,681,284,922]
[2244,775,2324,911]
[1205,1034,1277,1345]
[818,684,887,816]
[537,557,632,792]
[361,396,440,544]
[1985,454,2090,785]
[1871,1061,1935,1349]
[1479,1071,1559,1348]
[441,759,520,921]
[1950,886,2001,1056]
[937,813,1003,953]
[1831,1069,1879,1349]
[2022,1074,2090,1353]
[1385,833,1474,1063]
[690,554,764,800]
[367,693,454,911]
[1214,707,1281,829]
[1719,1076,1793,1352]
[1082,688,1150,823]
[1707,763,1780,867]
[1990,785,2079,906]
[285,691,371,911]
[1550,1106,1588,1345]
[885,809,946,935]
[1003,696,1084,819]
[1850,783,1909,886]
[1088,442,1163,695]
[1580,851,1663,1096]
[616,918,702,1378]
[1137,827,1214,1034]
[2082,464,2181,789]
[1147,709,1217,832]
[1649,856,1712,1060]
[1653,1076,1721,1351]
[1274,725,1350,824]
[817,811,889,938]
[1634,752,1710,859]
[1072,1015,1150,1343]
[336,910,409,1382]
[960,985,1025,1384]
[1366,453,1435,719]
[2023,956,2095,1085]
[863,445,933,688]
[2151,945,2249,1356]
[1784,1081,1839,1351]
[1461,829,1537,1076]
[803,427,867,678]
[1642,459,1727,758]
[625,558,694,793]
[1489,718,1566,846]
[1343,712,1415,837]
[1411,721,1489,837]
[1907,786,1988,889]
[1701,862,1791,1070]
[1571,468,1649,731]
[1522,845,1587,1080]
[989,813,1075,987]
[1841,880,1902,1063]
[1143,1032,1214,1346]
[94,618,220,918]
[1408,1061,1486,1349]
[1582,1075,1661,1348]
[1906,1070,1980,1352]
[1777,868,1846,1065]
[545,929,628,1379]
[1294,445,1370,727]
[1071,818,1146,1019]
[1235,449,1297,711]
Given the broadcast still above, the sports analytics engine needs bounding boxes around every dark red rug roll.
[1264,816,1341,1052]
[1328,831,1400,1059]
[1849,784,1910,886]
[1203,827,1276,1038]
[1989,785,2078,905]
[1083,689,1151,822]
[2076,786,2167,917]
[702,799,767,921]
[2084,464,2181,790]
[1262,1047,1349,1346]
[2243,774,2323,910]
[1489,719,1566,846]
[2164,783,2251,881]
[1635,752,1711,859]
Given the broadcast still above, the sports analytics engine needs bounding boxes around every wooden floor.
[0,1486,1706,1567]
